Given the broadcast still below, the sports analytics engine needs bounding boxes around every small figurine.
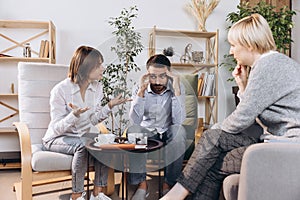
[180,43,192,63]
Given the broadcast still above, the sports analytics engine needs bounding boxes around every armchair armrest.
[13,122,33,181]
[238,143,300,200]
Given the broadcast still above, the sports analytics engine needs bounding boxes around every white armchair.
[14,62,114,199]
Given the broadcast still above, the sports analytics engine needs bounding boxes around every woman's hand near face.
[166,70,181,96]
[69,103,90,118]
[108,94,132,109]
[137,73,150,97]
[232,65,248,92]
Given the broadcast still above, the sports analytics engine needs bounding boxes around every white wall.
[0,0,238,120]
[0,0,299,152]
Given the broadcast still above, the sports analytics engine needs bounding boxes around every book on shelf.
[197,72,205,96]
[43,40,49,58]
[38,40,49,58]
[51,41,55,60]
[200,72,209,96]
[39,40,46,57]
[199,72,215,96]
[203,73,215,96]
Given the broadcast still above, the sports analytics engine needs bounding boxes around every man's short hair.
[146,54,171,71]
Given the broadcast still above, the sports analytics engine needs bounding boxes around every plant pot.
[114,136,128,144]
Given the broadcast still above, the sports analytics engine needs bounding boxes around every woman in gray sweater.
[161,13,300,200]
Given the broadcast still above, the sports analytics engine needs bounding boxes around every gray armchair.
[223,142,300,200]
[180,74,198,160]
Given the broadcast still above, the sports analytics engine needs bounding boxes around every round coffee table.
[84,136,163,199]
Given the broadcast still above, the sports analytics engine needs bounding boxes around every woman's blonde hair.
[228,13,276,54]
[68,45,103,84]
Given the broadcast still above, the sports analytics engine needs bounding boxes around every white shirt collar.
[69,78,98,95]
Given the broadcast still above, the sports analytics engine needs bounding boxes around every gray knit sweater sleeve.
[221,53,300,136]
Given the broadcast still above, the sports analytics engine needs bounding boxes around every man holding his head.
[128,54,187,199]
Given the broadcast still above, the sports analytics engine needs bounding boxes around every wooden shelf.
[0,20,56,64]
[152,28,217,38]
[0,20,56,125]
[0,57,52,63]
[0,20,49,29]
[149,26,218,125]
[0,127,18,134]
[0,93,18,97]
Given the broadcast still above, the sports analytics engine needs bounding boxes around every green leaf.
[101,5,143,132]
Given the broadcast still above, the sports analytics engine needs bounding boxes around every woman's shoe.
[131,188,149,200]
[90,192,112,200]
[70,192,86,200]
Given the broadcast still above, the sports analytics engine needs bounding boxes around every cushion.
[31,148,73,171]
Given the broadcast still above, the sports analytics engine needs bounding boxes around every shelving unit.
[0,20,56,64]
[0,20,56,125]
[0,20,57,166]
[0,94,18,123]
[149,26,218,126]
[0,128,20,169]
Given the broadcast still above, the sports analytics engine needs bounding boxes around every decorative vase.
[187,0,220,32]
[197,16,208,32]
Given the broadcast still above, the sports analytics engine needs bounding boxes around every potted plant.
[101,6,143,136]
[221,1,296,105]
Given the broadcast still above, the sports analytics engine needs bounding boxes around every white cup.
[127,133,136,144]
[94,134,116,145]
[128,133,147,145]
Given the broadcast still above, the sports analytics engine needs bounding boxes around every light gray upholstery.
[222,174,239,200]
[180,74,198,159]
[18,62,72,171]
[223,143,300,200]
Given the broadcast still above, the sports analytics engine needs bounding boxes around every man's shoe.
[70,192,86,200]
[90,192,112,200]
[131,188,149,200]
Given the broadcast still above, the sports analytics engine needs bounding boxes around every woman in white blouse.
[42,46,129,200]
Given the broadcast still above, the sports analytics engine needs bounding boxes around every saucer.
[93,141,117,147]
[93,142,102,147]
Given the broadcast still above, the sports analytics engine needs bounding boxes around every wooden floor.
[0,168,163,200]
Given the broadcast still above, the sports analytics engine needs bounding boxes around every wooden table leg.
[158,147,162,198]
[87,152,90,197]
[119,154,128,200]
